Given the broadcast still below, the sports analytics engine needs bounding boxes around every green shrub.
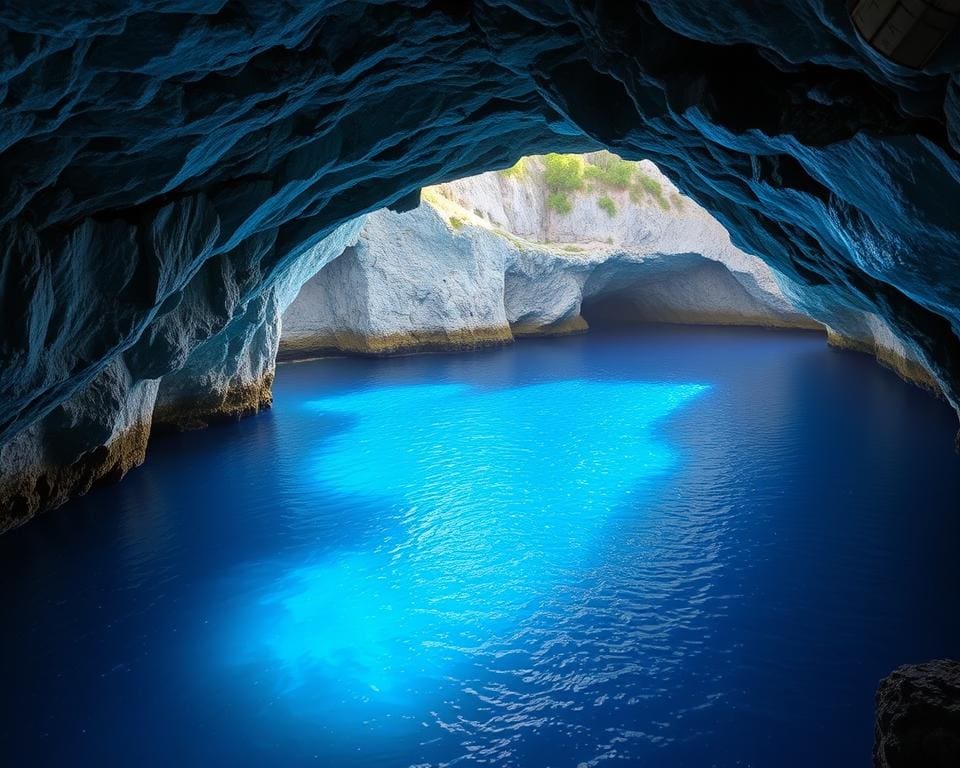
[636,171,669,209]
[543,153,585,192]
[547,191,573,215]
[449,215,465,230]
[597,195,617,217]
[499,157,527,179]
[585,153,635,188]
[637,172,662,197]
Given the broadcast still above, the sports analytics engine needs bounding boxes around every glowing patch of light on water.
[222,379,709,715]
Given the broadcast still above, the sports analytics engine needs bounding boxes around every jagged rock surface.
[0,359,157,531]
[281,160,816,357]
[0,218,363,531]
[3,2,960,518]
[874,660,960,768]
[154,217,363,428]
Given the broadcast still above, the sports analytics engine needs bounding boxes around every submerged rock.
[874,660,960,768]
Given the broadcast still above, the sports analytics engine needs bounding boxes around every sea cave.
[1,2,960,766]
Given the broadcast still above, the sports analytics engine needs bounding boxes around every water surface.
[2,327,959,767]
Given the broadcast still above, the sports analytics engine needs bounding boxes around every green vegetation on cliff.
[597,195,617,217]
[585,153,634,188]
[632,171,669,210]
[537,151,676,215]
[499,157,528,179]
[547,191,573,215]
[543,153,586,192]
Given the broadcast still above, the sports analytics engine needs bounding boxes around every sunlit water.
[2,327,959,767]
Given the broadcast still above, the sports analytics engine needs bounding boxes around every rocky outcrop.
[154,217,363,427]
[874,660,960,768]
[280,159,817,358]
[0,218,363,531]
[280,205,513,357]
[0,359,157,532]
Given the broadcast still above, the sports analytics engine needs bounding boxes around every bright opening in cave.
[3,5,960,766]
[280,153,823,359]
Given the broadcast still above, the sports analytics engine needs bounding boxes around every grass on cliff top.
[538,151,675,215]
[543,153,586,193]
[499,157,528,179]
[584,153,634,188]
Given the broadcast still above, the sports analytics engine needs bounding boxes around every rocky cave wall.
[2,1,960,530]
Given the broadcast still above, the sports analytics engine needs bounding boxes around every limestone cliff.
[281,206,513,357]
[280,156,818,360]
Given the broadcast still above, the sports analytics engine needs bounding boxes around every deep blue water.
[2,327,960,767]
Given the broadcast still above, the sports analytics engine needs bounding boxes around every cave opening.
[580,290,648,329]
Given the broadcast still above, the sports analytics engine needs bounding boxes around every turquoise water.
[2,327,959,766]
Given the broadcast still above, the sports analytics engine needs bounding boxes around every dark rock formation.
[874,660,960,768]
[2,2,960,525]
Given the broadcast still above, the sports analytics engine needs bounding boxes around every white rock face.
[281,207,513,355]
[281,156,818,358]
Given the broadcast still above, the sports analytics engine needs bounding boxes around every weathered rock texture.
[0,360,157,531]
[874,660,960,768]
[281,158,817,358]
[2,2,960,525]
[0,218,363,531]
[281,205,514,357]
[153,217,363,428]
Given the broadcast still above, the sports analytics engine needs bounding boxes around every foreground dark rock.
[874,660,960,768]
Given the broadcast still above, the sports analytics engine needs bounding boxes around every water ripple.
[2,329,959,767]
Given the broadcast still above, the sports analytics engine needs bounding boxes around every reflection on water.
[223,381,707,704]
